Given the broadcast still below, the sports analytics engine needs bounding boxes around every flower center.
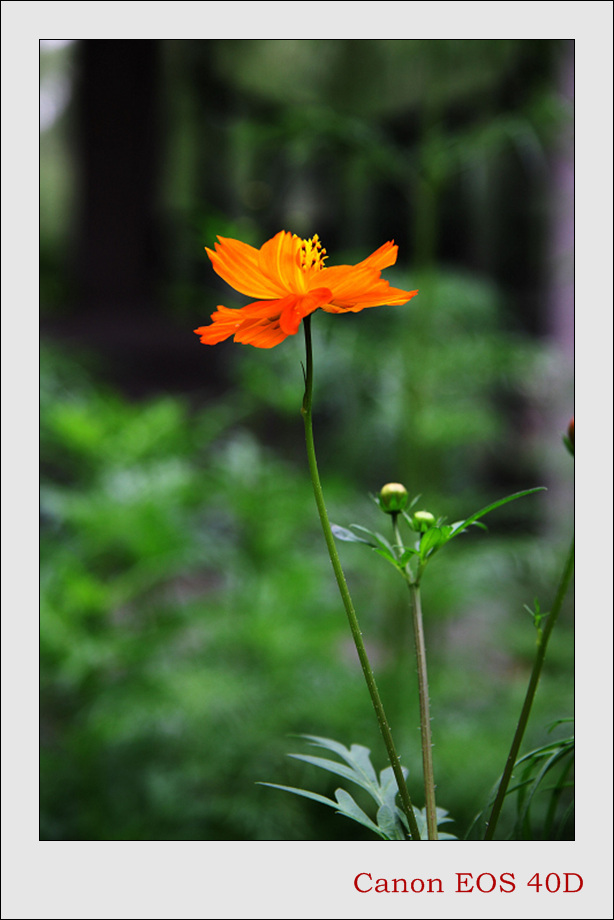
[299,234,327,273]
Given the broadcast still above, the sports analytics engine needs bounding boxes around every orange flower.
[194,231,418,348]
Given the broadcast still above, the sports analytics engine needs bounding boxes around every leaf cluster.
[333,487,546,584]
[261,735,456,841]
[470,728,574,840]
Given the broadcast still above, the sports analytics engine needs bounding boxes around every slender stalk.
[393,516,438,840]
[484,535,575,840]
[301,316,421,841]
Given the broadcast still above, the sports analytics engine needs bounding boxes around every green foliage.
[333,487,546,583]
[261,735,456,840]
[40,347,375,840]
[40,332,572,841]
[470,730,574,840]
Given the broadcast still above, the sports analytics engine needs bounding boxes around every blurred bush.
[40,277,573,839]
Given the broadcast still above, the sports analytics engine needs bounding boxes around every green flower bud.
[412,510,436,532]
[378,482,409,514]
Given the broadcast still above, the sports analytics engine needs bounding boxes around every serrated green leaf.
[298,734,354,760]
[379,764,407,808]
[299,736,386,791]
[288,753,377,796]
[376,803,406,840]
[414,809,428,839]
[300,738,380,791]
[295,737,400,804]
[413,806,458,840]
[333,788,384,838]
[257,782,340,810]
[258,782,385,839]
[376,766,412,836]
[435,807,455,826]
[281,736,420,840]
[347,743,379,785]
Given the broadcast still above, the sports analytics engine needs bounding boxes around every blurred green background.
[40,39,574,841]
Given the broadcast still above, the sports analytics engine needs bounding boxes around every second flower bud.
[412,510,436,532]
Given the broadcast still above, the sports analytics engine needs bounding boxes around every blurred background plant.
[40,39,573,840]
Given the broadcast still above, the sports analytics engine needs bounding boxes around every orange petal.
[234,317,289,348]
[279,288,333,335]
[319,259,417,310]
[258,231,306,295]
[318,264,374,299]
[195,293,310,348]
[317,242,397,297]
[354,240,398,271]
[194,305,245,344]
[206,236,288,299]
[331,284,418,311]
[232,294,296,318]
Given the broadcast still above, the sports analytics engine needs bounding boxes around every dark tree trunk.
[52,39,227,396]
[74,39,161,317]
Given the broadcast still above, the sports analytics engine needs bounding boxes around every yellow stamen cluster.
[299,234,327,272]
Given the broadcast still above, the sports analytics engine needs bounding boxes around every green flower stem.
[484,534,575,840]
[301,316,421,841]
[393,515,439,840]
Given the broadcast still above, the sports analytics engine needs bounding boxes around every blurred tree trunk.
[74,39,161,318]
[62,40,227,395]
